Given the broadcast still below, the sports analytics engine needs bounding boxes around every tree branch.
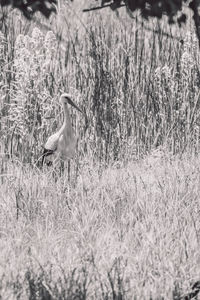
[83,3,125,12]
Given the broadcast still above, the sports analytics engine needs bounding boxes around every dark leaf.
[177,13,187,26]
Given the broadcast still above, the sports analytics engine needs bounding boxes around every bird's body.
[42,93,82,166]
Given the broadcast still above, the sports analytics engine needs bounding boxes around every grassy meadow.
[1,1,200,298]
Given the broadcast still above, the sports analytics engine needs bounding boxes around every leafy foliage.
[102,0,188,25]
[89,0,200,45]
[0,0,196,26]
[0,0,57,19]
[1,0,200,46]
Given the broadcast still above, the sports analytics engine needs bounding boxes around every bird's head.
[60,93,72,105]
[60,93,83,113]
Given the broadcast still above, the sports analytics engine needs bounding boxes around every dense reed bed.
[0,4,199,165]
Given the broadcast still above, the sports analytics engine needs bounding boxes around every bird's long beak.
[68,98,83,113]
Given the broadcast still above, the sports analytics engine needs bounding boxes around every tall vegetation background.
[0,2,200,166]
[1,1,200,299]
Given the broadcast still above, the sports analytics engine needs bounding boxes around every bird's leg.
[52,154,60,167]
[50,155,59,179]
[60,159,65,177]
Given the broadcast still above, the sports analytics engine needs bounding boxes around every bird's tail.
[41,148,54,166]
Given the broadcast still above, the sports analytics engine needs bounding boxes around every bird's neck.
[63,104,72,131]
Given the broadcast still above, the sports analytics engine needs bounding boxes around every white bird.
[42,93,82,166]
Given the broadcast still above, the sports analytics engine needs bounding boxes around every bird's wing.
[57,132,77,159]
[41,147,55,166]
[44,132,60,151]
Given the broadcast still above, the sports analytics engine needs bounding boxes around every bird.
[41,93,82,167]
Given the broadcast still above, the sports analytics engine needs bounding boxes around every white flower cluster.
[180,31,197,78]
[154,64,172,99]
[0,31,6,63]
[11,27,57,138]
[14,27,56,82]
[154,65,171,85]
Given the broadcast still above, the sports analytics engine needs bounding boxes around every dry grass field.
[1,1,200,299]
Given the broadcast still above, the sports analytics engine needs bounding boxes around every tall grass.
[1,3,200,299]
[1,153,200,298]
[0,5,200,166]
